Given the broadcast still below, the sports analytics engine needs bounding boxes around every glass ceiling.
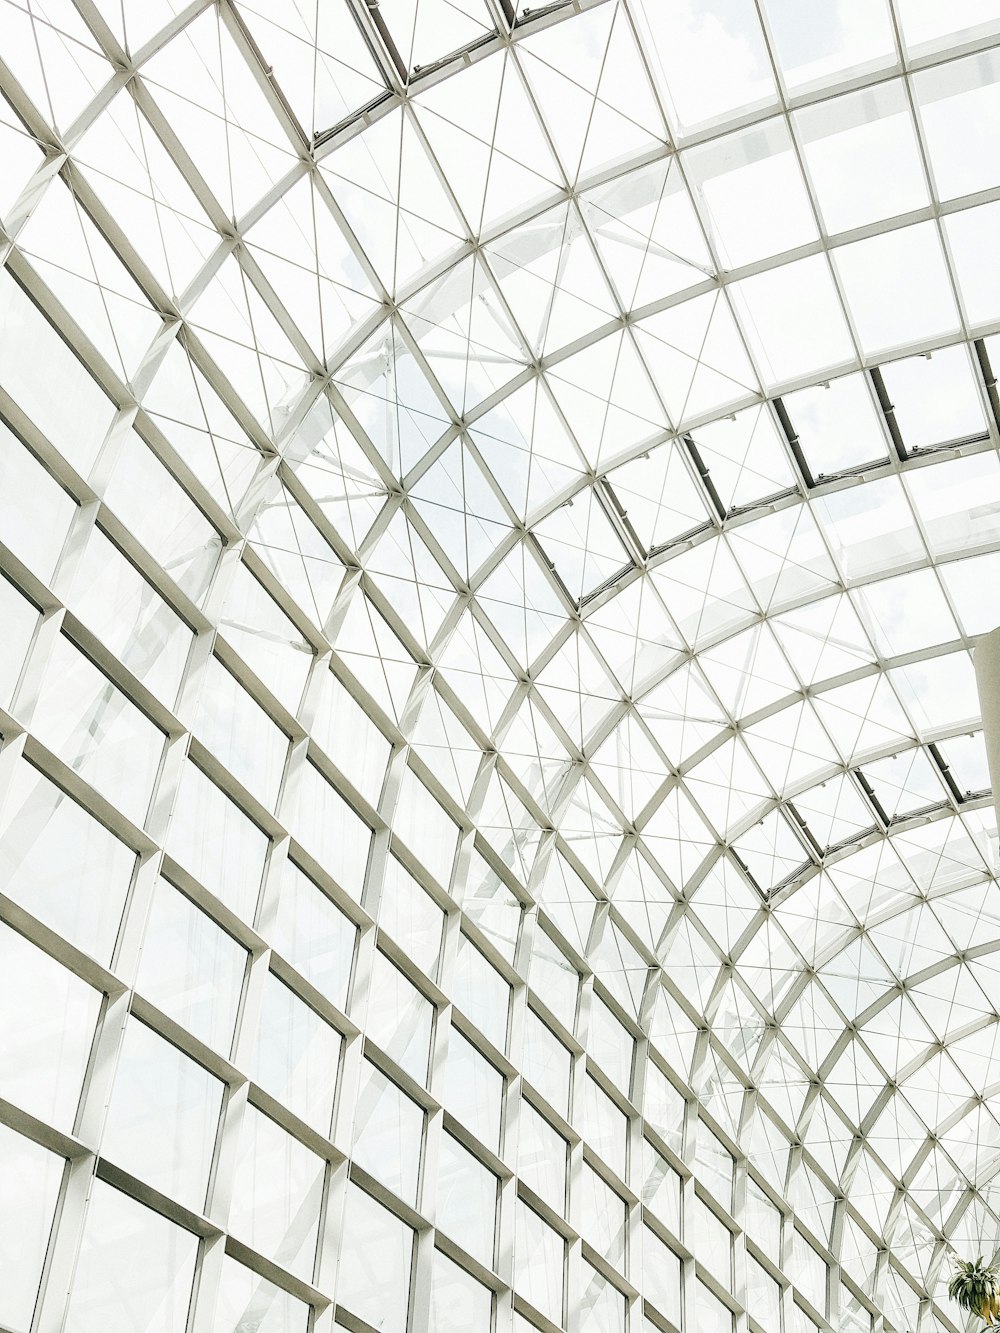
[5,1,1000,1331]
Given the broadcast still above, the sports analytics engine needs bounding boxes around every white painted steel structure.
[5,2,1000,1332]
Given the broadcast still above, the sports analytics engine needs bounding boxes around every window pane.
[135,878,247,1054]
[253,972,341,1133]
[0,760,135,965]
[227,1106,325,1283]
[367,951,434,1084]
[430,1250,493,1333]
[518,1100,567,1215]
[213,1257,310,1333]
[437,1134,497,1269]
[0,922,101,1132]
[102,1018,223,1212]
[452,934,509,1052]
[0,1124,63,1331]
[64,1182,199,1333]
[352,1059,424,1206]
[166,762,269,923]
[337,1184,413,1333]
[380,854,445,980]
[514,1201,564,1326]
[272,861,356,1010]
[443,1029,504,1151]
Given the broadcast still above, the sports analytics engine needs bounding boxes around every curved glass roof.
[5,2,1000,1332]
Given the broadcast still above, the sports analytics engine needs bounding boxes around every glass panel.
[452,934,509,1052]
[67,527,193,707]
[879,346,987,450]
[352,1059,424,1207]
[31,635,165,827]
[760,0,896,93]
[367,951,434,1085]
[578,1164,627,1267]
[588,994,634,1091]
[0,1124,63,1331]
[64,1181,199,1333]
[795,82,926,234]
[253,972,341,1133]
[0,759,135,965]
[227,1106,325,1283]
[0,423,76,583]
[696,1281,733,1333]
[379,854,445,980]
[337,1183,413,1333]
[272,861,357,1010]
[684,119,816,267]
[430,1250,493,1333]
[577,1076,628,1180]
[514,1200,564,1326]
[518,1099,567,1214]
[694,1197,733,1283]
[101,1018,224,1212]
[580,1265,626,1333]
[0,273,116,478]
[642,1141,681,1233]
[522,1010,572,1118]
[166,761,269,923]
[135,878,247,1055]
[310,666,391,807]
[437,1133,498,1268]
[392,767,459,891]
[641,1226,682,1326]
[0,921,101,1132]
[213,1257,310,1333]
[286,761,371,900]
[782,374,888,478]
[0,574,37,712]
[443,1028,504,1152]
[192,656,288,810]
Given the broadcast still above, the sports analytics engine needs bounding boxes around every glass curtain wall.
[3,2,1000,1332]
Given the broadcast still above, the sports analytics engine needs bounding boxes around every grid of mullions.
[7,1,1000,1332]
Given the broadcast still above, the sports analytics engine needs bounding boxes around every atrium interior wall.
[7,2,1000,1332]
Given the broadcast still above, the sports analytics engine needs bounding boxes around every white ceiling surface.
[7,0,1000,1327]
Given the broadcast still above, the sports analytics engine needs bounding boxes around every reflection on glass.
[452,934,509,1052]
[31,635,165,828]
[522,1011,572,1119]
[68,527,193,708]
[379,855,445,980]
[578,1164,626,1268]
